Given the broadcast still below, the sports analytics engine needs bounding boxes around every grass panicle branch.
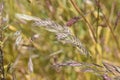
[16,13,90,57]
[53,60,104,76]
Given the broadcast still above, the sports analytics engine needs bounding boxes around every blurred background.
[1,0,120,80]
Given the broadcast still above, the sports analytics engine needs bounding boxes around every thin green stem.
[101,11,120,51]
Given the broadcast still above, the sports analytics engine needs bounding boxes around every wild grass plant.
[0,0,120,80]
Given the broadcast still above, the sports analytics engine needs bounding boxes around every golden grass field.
[0,0,120,80]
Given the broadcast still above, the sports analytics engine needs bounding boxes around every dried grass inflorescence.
[15,13,120,79]
[16,14,90,57]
